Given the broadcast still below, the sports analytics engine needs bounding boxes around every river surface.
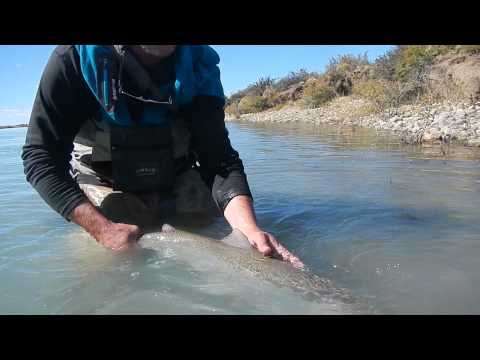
[1,123,480,314]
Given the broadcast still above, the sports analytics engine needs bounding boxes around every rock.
[455,130,470,140]
[440,126,452,135]
[392,123,404,131]
[423,128,442,141]
[434,112,451,123]
[467,139,480,147]
[455,110,467,119]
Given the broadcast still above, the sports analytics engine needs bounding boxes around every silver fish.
[139,224,362,314]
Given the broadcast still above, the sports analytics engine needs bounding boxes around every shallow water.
[1,124,480,314]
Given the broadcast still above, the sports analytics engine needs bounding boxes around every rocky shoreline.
[226,97,480,147]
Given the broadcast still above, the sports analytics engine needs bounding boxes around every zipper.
[103,57,110,111]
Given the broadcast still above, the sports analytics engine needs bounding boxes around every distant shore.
[226,98,480,147]
[0,124,28,130]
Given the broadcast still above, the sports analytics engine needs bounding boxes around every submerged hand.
[246,230,305,269]
[95,222,142,251]
[71,202,141,251]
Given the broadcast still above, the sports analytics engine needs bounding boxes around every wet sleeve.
[186,96,253,213]
[21,46,93,220]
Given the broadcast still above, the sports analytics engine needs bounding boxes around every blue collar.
[74,45,225,126]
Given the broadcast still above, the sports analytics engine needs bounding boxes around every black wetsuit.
[22,45,252,220]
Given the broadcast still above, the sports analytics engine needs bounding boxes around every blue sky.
[0,45,393,126]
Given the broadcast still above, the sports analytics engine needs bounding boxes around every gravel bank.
[226,97,480,147]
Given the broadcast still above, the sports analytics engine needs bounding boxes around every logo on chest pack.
[135,166,159,177]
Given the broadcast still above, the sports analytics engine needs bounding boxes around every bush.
[421,76,468,104]
[273,69,314,91]
[326,53,370,75]
[325,53,370,96]
[373,46,403,81]
[227,77,275,104]
[374,46,462,82]
[228,88,250,105]
[427,45,457,56]
[353,79,403,111]
[263,88,283,108]
[326,53,370,78]
[301,79,336,108]
[237,95,269,114]
[390,45,451,104]
[395,45,437,82]
[253,77,274,94]
[225,102,241,118]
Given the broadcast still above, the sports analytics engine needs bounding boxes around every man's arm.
[186,96,304,268]
[22,46,92,219]
[185,96,253,212]
[22,46,140,250]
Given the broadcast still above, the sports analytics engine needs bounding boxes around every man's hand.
[71,201,141,251]
[223,195,305,269]
[95,222,141,251]
[245,229,305,269]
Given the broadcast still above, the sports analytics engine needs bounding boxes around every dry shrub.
[301,78,336,108]
[273,69,314,92]
[225,102,241,118]
[237,95,268,114]
[421,78,469,105]
[353,79,403,111]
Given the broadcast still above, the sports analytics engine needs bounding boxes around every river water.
[1,123,480,314]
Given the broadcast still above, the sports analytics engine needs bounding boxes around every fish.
[138,224,362,314]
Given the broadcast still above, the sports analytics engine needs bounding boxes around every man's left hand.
[245,229,305,269]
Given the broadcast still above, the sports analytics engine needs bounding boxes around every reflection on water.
[1,124,480,314]
[241,121,480,160]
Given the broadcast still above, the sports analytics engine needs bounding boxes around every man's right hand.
[71,201,141,251]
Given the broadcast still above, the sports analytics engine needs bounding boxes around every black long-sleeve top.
[22,45,252,220]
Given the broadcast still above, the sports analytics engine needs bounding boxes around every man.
[22,45,303,268]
